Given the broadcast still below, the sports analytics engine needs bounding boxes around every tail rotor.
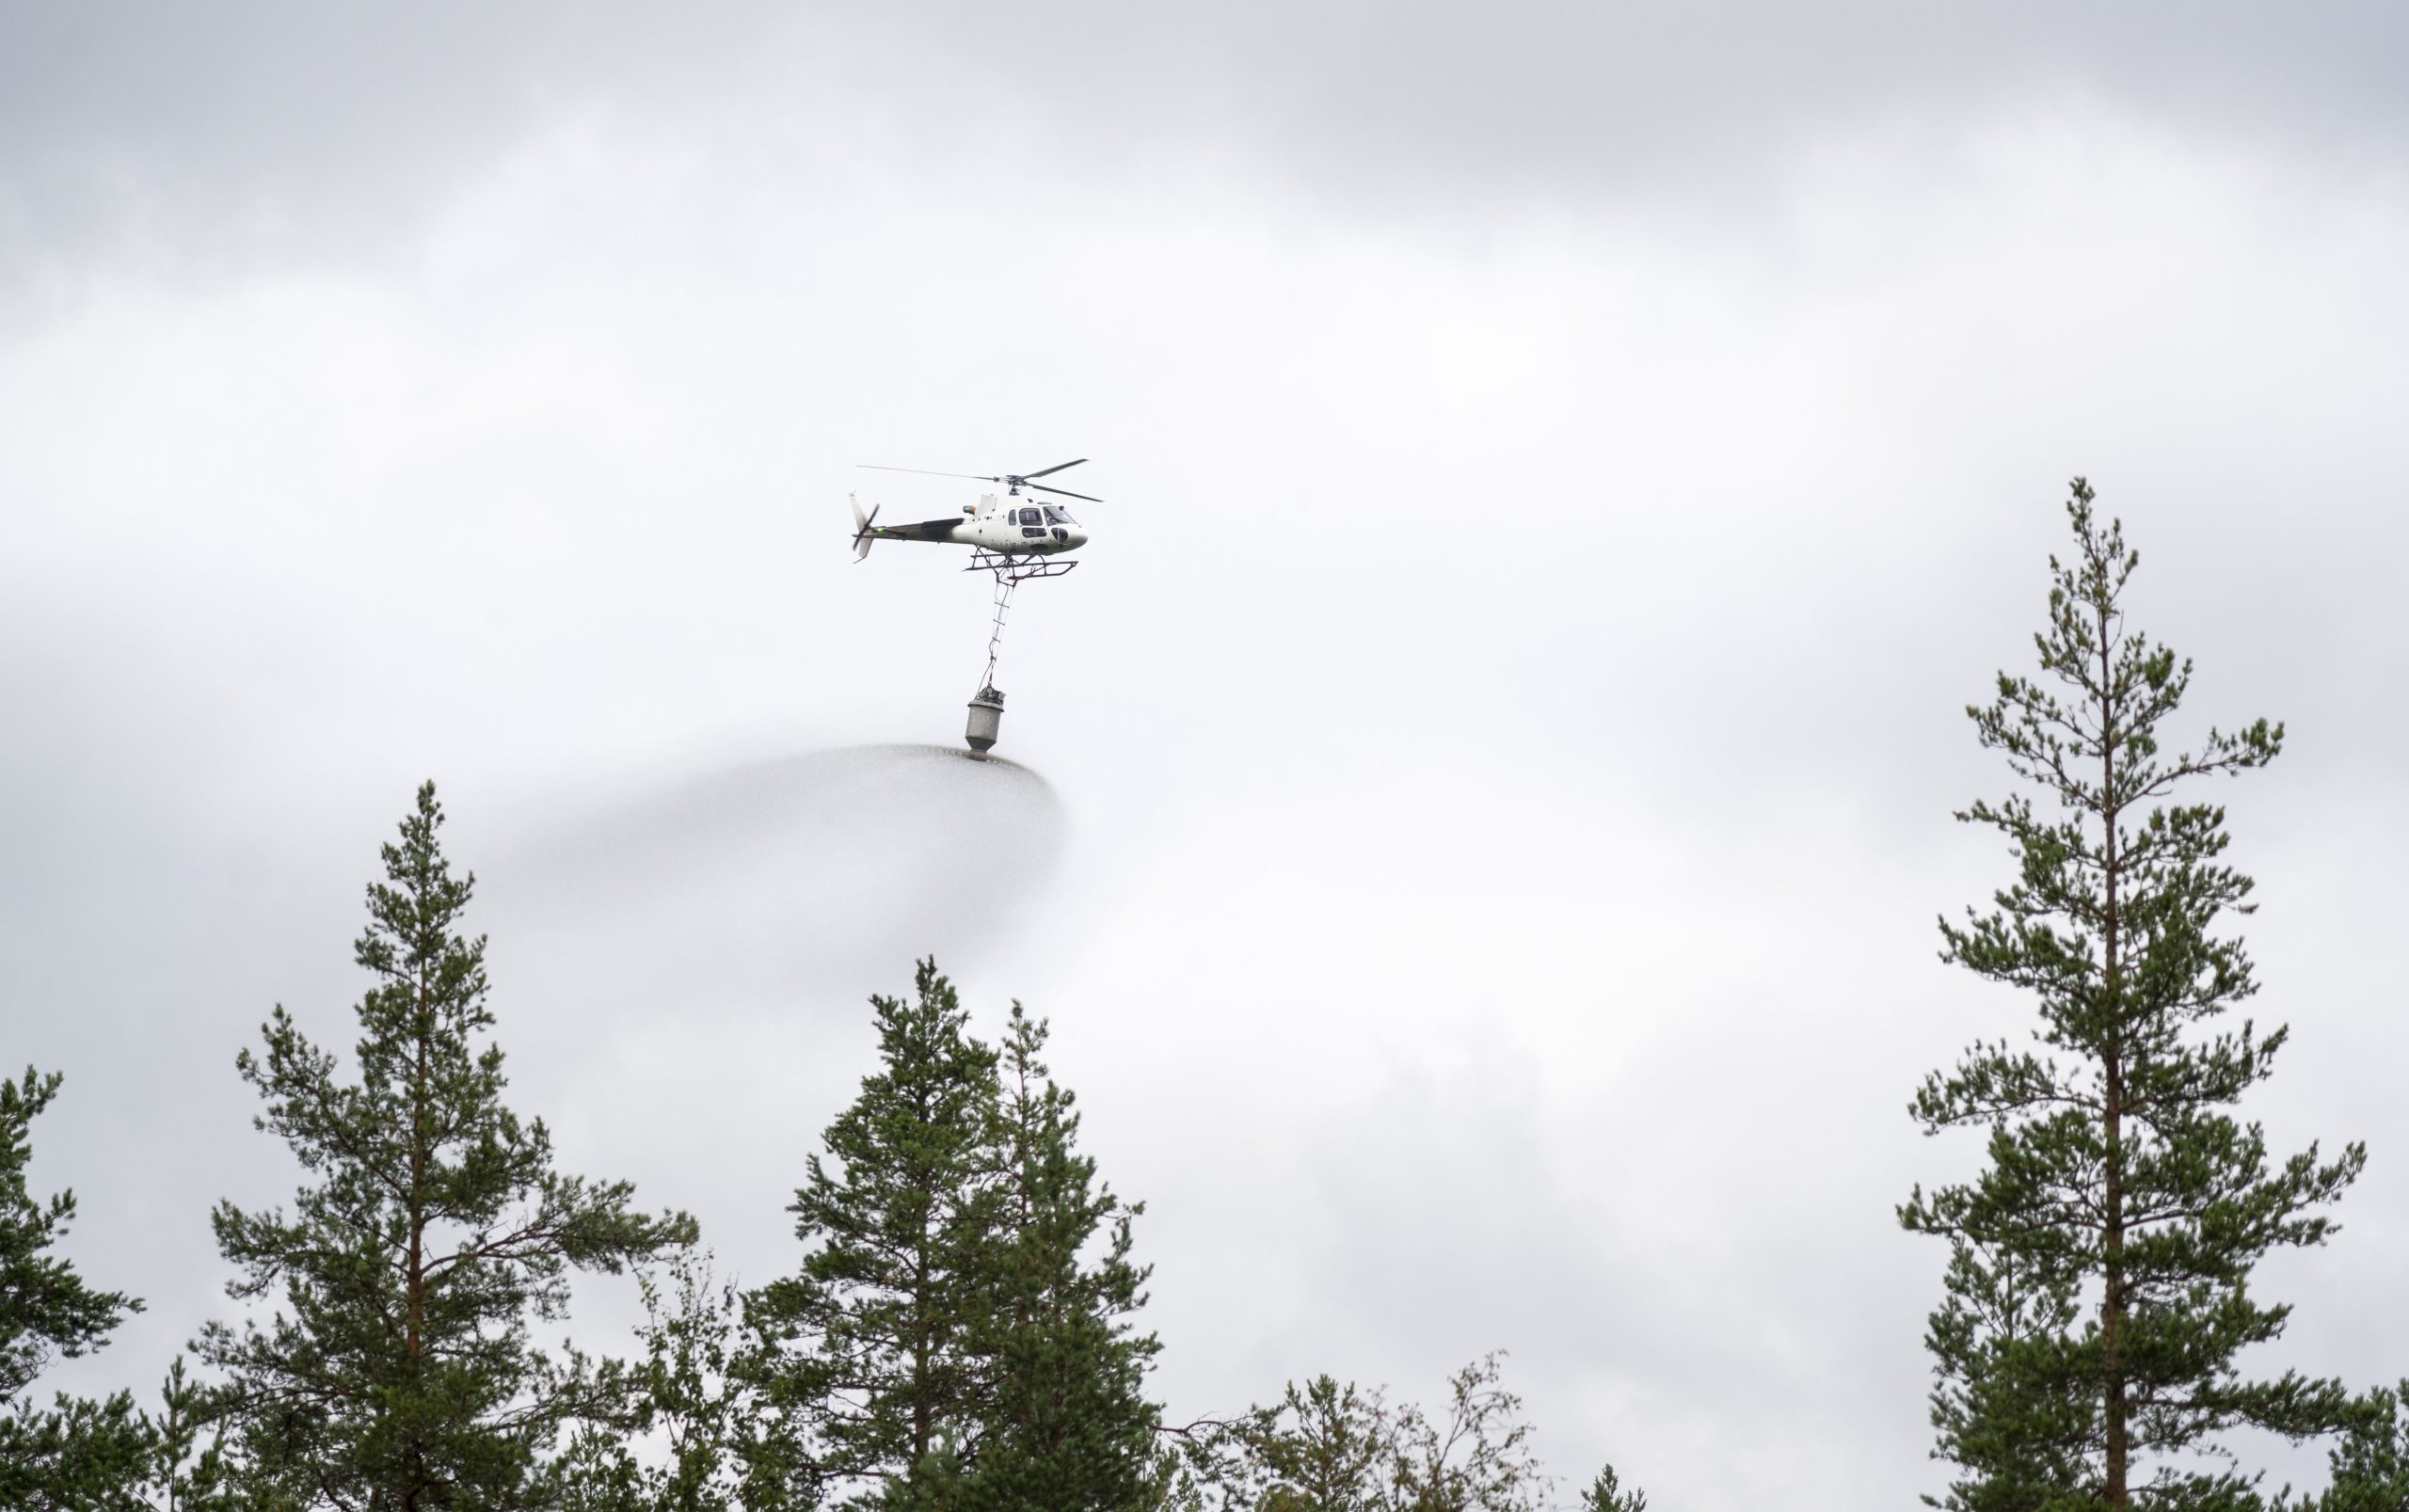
[851,493,881,561]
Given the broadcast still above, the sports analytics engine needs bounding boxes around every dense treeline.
[3,787,1641,1509]
[8,486,2404,1510]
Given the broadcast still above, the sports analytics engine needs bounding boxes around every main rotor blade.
[1029,483,1102,503]
[1018,458,1088,480]
[858,465,997,482]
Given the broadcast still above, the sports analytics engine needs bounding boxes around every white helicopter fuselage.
[853,491,1088,560]
[957,493,1089,553]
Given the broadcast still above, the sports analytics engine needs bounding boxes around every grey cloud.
[6,2,2408,288]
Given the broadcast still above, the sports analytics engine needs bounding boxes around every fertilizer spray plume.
[484,743,1065,1025]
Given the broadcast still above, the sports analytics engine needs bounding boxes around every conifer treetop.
[201,780,695,1508]
[1903,481,2363,1510]
[1,1066,140,1401]
[0,1065,153,1508]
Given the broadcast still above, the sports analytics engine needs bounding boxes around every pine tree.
[1902,483,2365,1509]
[952,1004,1159,1512]
[2290,1383,2409,1511]
[1578,1466,1648,1512]
[746,960,1002,1510]
[149,1356,236,1512]
[1234,1377,1387,1512]
[0,1064,153,1508]
[199,781,694,1509]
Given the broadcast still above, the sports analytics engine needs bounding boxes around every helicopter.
[850,458,1093,565]
[848,458,1100,755]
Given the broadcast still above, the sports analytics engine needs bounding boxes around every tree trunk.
[405,974,430,1512]
[913,1236,932,1468]
[2098,601,2128,1508]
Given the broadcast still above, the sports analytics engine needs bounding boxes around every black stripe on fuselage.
[871,518,965,543]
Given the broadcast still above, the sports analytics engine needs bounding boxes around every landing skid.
[965,549,1079,583]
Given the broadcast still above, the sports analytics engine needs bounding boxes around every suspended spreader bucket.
[965,687,1005,754]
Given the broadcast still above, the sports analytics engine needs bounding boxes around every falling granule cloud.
[482,744,1068,1024]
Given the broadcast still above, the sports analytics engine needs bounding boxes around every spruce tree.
[746,960,1002,1510]
[952,1003,1158,1512]
[1902,483,2364,1509]
[0,1065,152,1507]
[199,782,694,1509]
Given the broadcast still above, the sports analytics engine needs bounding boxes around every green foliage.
[0,1063,152,1508]
[618,1255,764,1512]
[1,1067,138,1393]
[747,959,1002,1508]
[2275,1384,2409,1512]
[1902,483,2363,1509]
[1578,1465,1648,1512]
[557,1249,797,1512]
[949,1004,1158,1512]
[1227,1377,1388,1512]
[745,963,1163,1512]
[0,1390,154,1510]
[148,1356,238,1512]
[198,781,695,1508]
[1182,1355,1559,1512]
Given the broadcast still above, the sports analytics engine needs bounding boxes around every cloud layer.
[5,7,2407,1506]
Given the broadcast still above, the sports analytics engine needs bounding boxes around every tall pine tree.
[1903,484,2363,1509]
[0,1065,152,1508]
[746,967,1165,1512]
[746,960,1002,1510]
[952,1003,1158,1512]
[200,782,694,1509]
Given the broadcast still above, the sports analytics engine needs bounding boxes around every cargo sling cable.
[965,567,1015,753]
[961,545,1077,752]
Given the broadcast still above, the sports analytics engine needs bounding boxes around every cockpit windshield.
[1043,504,1077,525]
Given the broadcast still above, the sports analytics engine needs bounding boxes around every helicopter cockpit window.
[1017,507,1043,527]
[1043,505,1077,525]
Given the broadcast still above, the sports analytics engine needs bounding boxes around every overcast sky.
[6,5,2409,1506]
